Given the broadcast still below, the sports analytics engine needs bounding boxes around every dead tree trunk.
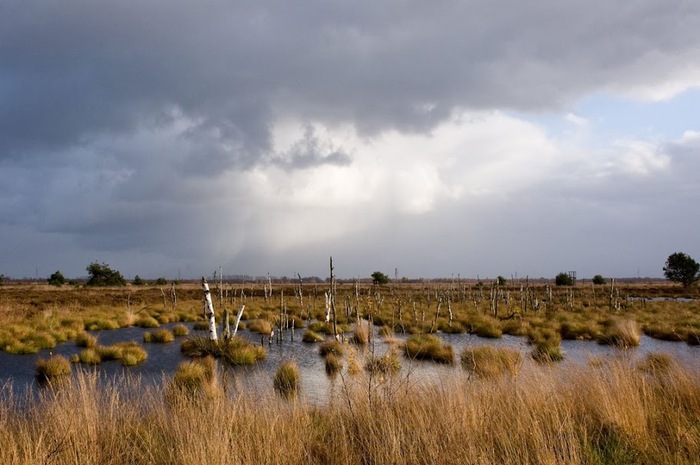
[202,277,218,341]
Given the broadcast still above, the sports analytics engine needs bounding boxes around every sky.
[1,1,700,281]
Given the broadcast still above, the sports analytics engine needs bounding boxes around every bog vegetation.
[0,269,699,463]
[0,355,698,464]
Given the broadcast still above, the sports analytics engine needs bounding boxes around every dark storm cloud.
[3,0,700,164]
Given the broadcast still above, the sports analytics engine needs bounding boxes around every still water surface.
[1,323,698,403]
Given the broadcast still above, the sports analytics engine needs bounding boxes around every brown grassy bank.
[0,355,699,464]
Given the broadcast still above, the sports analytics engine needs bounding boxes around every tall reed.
[0,356,699,464]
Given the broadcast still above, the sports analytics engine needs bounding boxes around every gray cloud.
[2,1,700,278]
[3,1,700,162]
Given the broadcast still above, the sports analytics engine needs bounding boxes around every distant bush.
[371,271,390,285]
[86,262,126,286]
[154,277,168,285]
[47,270,66,287]
[132,275,144,286]
[555,272,574,286]
[592,274,606,285]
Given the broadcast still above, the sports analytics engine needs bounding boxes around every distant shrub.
[47,270,66,287]
[85,262,126,286]
[555,272,574,286]
[592,275,606,285]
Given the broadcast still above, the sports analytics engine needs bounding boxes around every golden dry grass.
[0,356,698,464]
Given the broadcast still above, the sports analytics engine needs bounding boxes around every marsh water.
[1,322,699,403]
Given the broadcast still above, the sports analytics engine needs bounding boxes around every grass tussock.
[404,334,454,364]
[2,357,700,464]
[143,328,175,343]
[470,318,503,338]
[172,323,189,337]
[134,315,160,328]
[365,350,401,375]
[192,321,209,331]
[351,320,370,345]
[169,356,219,399]
[180,336,266,366]
[247,319,272,335]
[35,355,71,384]
[75,331,97,348]
[460,346,521,379]
[76,342,147,366]
[273,361,300,398]
[318,339,344,357]
[529,328,564,363]
[302,329,324,343]
[599,319,641,348]
[324,353,343,375]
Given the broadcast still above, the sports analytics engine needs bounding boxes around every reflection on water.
[1,323,698,403]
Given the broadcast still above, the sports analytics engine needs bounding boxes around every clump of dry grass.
[172,323,189,337]
[529,328,564,363]
[302,329,324,343]
[273,361,300,399]
[365,350,401,375]
[143,328,175,343]
[192,321,209,331]
[470,317,503,338]
[460,346,521,378]
[169,356,219,399]
[119,343,148,366]
[78,347,102,364]
[247,319,272,335]
[637,352,675,374]
[75,331,97,348]
[319,339,344,357]
[84,318,120,331]
[134,315,160,328]
[350,320,370,345]
[599,319,641,348]
[35,355,71,384]
[403,334,454,364]
[324,353,343,375]
[180,336,266,366]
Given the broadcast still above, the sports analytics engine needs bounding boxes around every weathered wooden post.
[202,277,218,341]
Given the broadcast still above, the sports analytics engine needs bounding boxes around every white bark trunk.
[232,304,245,338]
[202,277,218,341]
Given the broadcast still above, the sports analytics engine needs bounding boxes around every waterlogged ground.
[1,322,699,403]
